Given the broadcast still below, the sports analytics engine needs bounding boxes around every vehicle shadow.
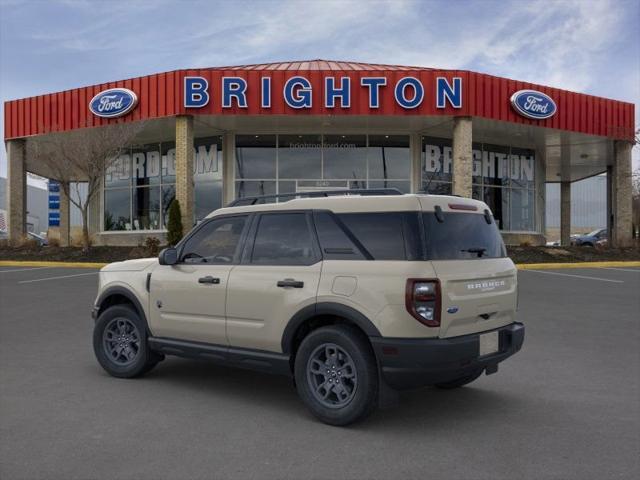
[139,357,529,432]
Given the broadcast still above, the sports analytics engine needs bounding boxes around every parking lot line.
[523,269,624,283]
[18,271,98,284]
[0,266,56,274]
[599,267,640,273]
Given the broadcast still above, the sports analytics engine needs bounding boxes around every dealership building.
[3,60,635,246]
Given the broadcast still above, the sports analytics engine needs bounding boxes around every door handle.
[277,279,304,288]
[198,276,220,285]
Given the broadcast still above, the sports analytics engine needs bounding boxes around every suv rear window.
[423,212,506,260]
[336,212,421,260]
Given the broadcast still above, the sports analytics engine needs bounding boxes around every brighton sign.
[183,75,463,110]
[510,89,557,120]
[89,88,138,118]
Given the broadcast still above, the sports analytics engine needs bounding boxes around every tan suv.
[92,189,524,425]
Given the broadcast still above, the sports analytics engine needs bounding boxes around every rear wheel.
[93,305,161,378]
[294,325,378,426]
[435,369,483,389]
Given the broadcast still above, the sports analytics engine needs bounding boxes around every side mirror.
[158,247,178,266]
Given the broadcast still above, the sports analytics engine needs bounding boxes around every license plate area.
[479,331,499,357]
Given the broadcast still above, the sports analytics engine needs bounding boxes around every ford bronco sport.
[92,189,524,425]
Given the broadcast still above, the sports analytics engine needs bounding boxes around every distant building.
[0,177,48,234]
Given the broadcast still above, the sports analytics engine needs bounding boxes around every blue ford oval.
[510,89,556,120]
[89,88,138,118]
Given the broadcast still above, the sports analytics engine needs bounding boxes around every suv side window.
[180,215,248,264]
[251,213,318,265]
[313,211,366,260]
[336,212,421,260]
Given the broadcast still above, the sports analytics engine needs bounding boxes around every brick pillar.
[452,117,472,197]
[6,139,27,244]
[175,115,194,234]
[222,133,235,205]
[410,133,422,193]
[560,181,571,246]
[611,141,633,247]
[59,182,70,247]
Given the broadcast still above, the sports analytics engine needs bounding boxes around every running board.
[148,337,292,377]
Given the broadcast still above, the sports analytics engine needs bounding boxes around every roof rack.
[226,188,404,207]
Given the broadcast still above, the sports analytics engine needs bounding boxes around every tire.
[93,304,161,378]
[294,325,378,426]
[435,369,483,389]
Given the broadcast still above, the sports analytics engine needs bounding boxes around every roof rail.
[226,188,404,207]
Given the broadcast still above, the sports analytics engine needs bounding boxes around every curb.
[516,261,640,270]
[0,261,107,269]
[2,260,639,270]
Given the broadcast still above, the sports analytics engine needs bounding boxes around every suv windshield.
[423,212,506,260]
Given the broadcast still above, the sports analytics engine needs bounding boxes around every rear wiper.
[461,247,487,258]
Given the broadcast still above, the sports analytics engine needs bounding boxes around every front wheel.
[93,305,161,378]
[294,325,378,426]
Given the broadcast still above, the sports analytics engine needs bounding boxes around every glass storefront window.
[104,136,224,231]
[104,188,131,231]
[322,135,367,180]
[132,186,160,230]
[235,180,276,202]
[368,135,410,180]
[235,135,276,179]
[421,136,537,232]
[422,137,453,184]
[105,154,131,188]
[278,134,322,179]
[509,189,535,231]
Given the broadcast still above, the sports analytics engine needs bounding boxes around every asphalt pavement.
[0,265,639,480]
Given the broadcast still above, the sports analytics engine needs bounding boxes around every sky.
[1,0,638,182]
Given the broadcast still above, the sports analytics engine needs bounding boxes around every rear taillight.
[405,279,441,327]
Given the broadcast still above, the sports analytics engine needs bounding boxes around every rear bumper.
[370,322,525,390]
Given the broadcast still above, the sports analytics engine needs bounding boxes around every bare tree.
[27,121,144,250]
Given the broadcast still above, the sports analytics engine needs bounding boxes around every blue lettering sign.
[184,77,209,108]
[436,77,462,108]
[360,77,387,108]
[325,77,350,108]
[222,77,248,108]
[261,77,271,108]
[283,76,312,109]
[394,77,424,109]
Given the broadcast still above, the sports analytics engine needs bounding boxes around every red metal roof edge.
[3,60,635,109]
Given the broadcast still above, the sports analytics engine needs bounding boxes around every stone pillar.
[175,115,194,234]
[59,182,71,247]
[6,139,27,244]
[410,133,422,193]
[560,181,571,246]
[222,133,235,205]
[452,117,472,197]
[611,141,633,247]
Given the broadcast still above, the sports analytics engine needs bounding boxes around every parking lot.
[1,264,638,480]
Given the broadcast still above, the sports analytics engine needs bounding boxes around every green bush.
[166,199,183,246]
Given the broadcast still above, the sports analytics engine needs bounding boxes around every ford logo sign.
[510,89,556,120]
[89,88,138,118]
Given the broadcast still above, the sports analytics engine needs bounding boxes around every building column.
[175,115,194,234]
[611,141,633,247]
[6,139,27,244]
[59,182,70,247]
[560,181,571,246]
[452,117,472,197]
[222,133,235,205]
[410,133,422,193]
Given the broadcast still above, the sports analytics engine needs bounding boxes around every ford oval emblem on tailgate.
[447,306,459,314]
